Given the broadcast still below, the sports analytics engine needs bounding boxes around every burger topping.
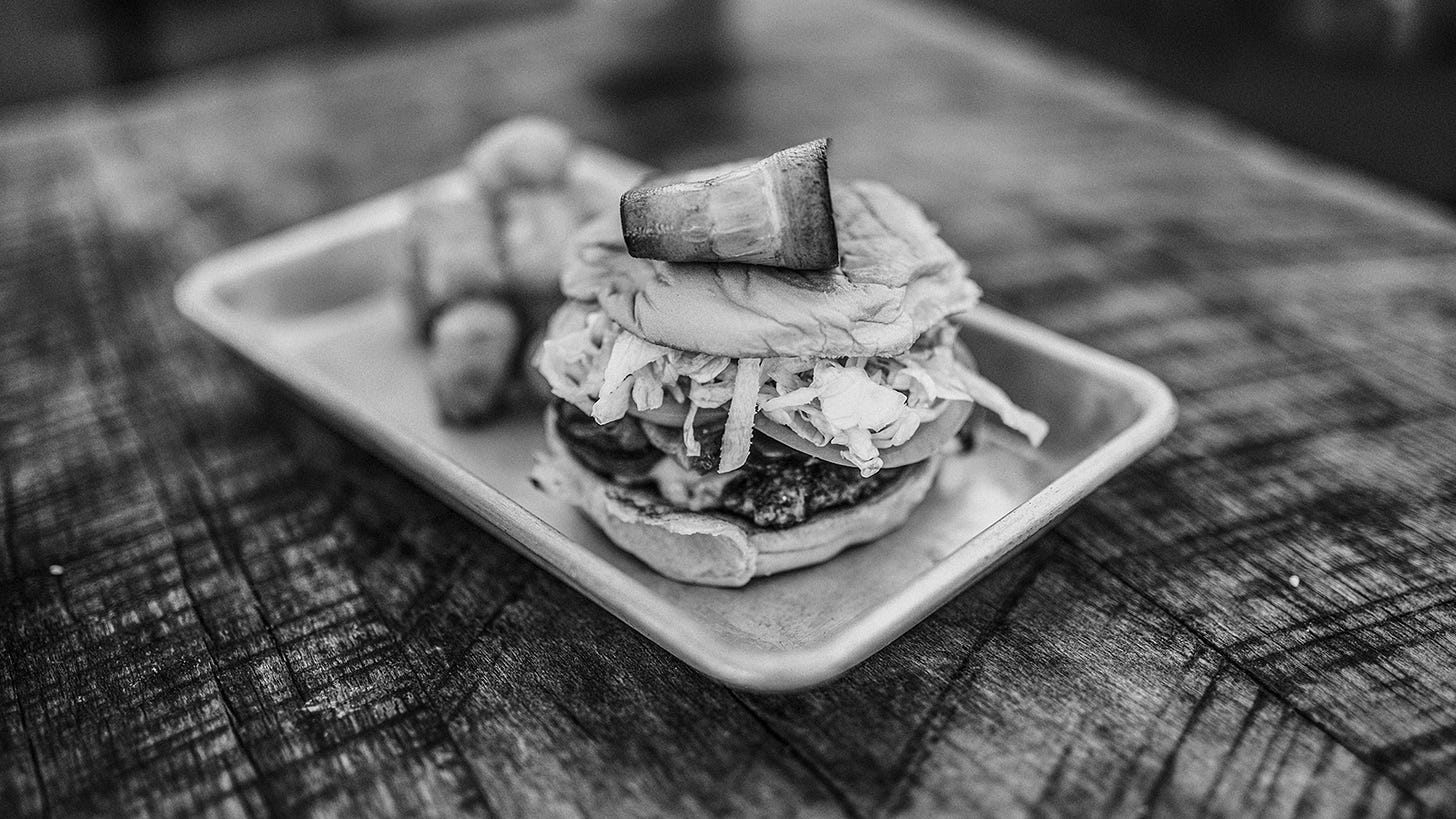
[619,139,839,270]
[554,399,905,530]
[537,307,1045,476]
[718,356,763,473]
[639,414,722,473]
[649,458,734,511]
[551,400,662,479]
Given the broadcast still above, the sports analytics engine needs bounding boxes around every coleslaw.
[537,305,1047,476]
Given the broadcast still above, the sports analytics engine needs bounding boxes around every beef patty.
[552,399,904,529]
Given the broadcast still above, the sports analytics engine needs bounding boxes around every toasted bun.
[561,178,980,358]
[533,413,940,587]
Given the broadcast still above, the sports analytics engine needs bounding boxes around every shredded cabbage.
[719,358,762,473]
[536,307,1046,476]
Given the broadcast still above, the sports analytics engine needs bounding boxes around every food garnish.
[619,138,838,270]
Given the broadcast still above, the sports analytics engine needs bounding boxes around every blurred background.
[3,0,1454,207]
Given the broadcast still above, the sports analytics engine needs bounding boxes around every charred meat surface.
[554,401,661,480]
[552,399,904,529]
[720,457,899,529]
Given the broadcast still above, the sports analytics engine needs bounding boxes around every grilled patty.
[552,400,904,529]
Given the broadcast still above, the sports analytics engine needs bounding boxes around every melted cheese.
[648,458,736,511]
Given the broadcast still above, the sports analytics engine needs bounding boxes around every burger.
[531,140,1046,587]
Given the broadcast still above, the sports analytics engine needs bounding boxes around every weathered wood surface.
[3,0,1456,815]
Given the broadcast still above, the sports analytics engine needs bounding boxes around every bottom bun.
[533,412,941,587]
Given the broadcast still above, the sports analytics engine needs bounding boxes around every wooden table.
[4,0,1455,815]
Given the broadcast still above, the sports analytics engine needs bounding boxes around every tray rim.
[175,177,1178,692]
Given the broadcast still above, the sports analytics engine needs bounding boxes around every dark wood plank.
[1045,255,1456,801]
[5,0,1456,815]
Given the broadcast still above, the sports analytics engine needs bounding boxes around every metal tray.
[176,167,1177,692]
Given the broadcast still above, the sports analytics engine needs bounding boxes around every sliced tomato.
[753,399,973,469]
[627,397,727,428]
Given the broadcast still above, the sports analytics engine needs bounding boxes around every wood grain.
[4,0,1456,815]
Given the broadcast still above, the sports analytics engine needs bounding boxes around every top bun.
[560,176,980,358]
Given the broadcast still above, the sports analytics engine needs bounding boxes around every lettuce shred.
[536,309,1047,476]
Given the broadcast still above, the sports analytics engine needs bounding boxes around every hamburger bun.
[561,178,980,358]
[533,410,941,587]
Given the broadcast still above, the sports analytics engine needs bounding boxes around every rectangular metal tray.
[176,168,1176,692]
